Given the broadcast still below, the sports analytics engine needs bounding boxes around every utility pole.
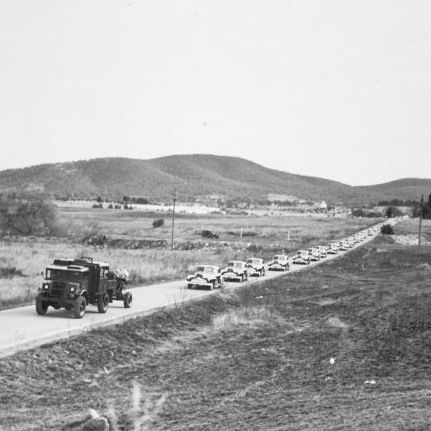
[171,188,177,251]
[418,194,424,256]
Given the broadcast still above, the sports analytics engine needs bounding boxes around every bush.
[381,224,394,235]
[0,194,59,236]
[152,218,165,228]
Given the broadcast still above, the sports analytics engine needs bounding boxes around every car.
[327,244,339,254]
[308,247,321,262]
[221,261,249,282]
[293,250,311,265]
[316,246,327,258]
[338,242,349,251]
[246,258,266,276]
[346,238,356,247]
[268,254,289,271]
[187,265,224,290]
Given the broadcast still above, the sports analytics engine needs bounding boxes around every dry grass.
[212,306,276,330]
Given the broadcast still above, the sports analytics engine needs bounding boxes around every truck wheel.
[74,296,86,319]
[123,291,132,308]
[97,293,109,313]
[36,299,48,316]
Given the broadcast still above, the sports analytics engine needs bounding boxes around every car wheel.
[187,283,193,289]
[97,293,109,313]
[123,291,132,308]
[74,296,86,319]
[36,299,48,316]
[209,281,215,290]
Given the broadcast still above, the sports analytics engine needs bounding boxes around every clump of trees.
[385,206,404,218]
[413,194,431,219]
[351,208,384,218]
[0,193,59,236]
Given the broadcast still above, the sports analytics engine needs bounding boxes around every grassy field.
[1,219,431,429]
[0,210,379,309]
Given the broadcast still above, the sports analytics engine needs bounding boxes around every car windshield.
[196,266,214,273]
[228,262,243,268]
[46,269,84,282]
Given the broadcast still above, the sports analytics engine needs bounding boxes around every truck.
[35,256,132,319]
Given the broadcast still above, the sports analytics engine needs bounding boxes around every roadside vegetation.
[0,209,379,309]
[1,219,431,429]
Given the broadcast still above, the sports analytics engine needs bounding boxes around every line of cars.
[186,223,387,290]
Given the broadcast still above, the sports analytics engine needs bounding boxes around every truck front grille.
[49,282,68,298]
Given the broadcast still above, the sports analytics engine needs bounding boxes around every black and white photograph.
[0,1,430,429]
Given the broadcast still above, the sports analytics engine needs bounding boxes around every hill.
[0,155,427,205]
[357,178,431,202]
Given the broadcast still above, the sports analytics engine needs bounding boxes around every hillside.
[357,178,431,202]
[0,155,427,204]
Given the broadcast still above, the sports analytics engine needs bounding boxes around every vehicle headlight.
[43,284,49,290]
[70,286,75,293]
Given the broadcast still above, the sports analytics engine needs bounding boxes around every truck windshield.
[46,269,84,283]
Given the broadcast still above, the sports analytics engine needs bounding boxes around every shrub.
[152,218,165,228]
[381,224,394,235]
[0,194,59,236]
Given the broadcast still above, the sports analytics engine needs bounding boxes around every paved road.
[0,222,391,358]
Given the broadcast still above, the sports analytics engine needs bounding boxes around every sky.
[0,0,430,186]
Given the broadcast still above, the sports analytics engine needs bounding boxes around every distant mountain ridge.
[0,155,429,205]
